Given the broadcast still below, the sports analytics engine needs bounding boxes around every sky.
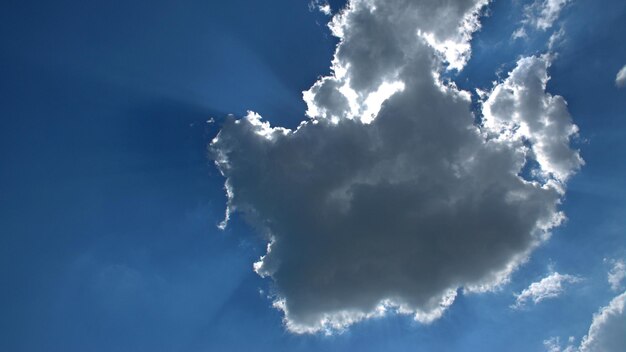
[1,0,625,351]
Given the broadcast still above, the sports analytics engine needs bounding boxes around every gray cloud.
[210,0,581,333]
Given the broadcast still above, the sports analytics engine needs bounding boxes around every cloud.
[512,272,581,309]
[481,55,583,183]
[578,292,626,352]
[514,0,571,40]
[547,27,566,50]
[544,336,577,352]
[309,0,332,16]
[543,292,626,352]
[606,259,625,291]
[616,65,626,88]
[527,0,571,30]
[211,0,582,333]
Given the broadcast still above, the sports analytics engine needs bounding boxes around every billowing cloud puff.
[512,272,581,309]
[579,292,626,352]
[481,55,583,183]
[211,0,582,333]
[616,65,626,88]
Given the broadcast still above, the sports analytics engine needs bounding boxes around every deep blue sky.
[1,1,625,351]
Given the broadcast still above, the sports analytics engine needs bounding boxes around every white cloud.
[309,0,332,16]
[543,292,626,352]
[616,65,626,88]
[579,292,626,352]
[512,27,527,40]
[544,336,577,352]
[482,55,583,183]
[514,0,571,41]
[527,0,571,31]
[211,0,582,333]
[548,27,566,50]
[607,259,626,291]
[513,272,581,308]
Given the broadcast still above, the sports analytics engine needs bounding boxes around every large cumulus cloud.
[210,0,582,333]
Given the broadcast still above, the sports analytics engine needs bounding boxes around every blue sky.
[1,1,625,351]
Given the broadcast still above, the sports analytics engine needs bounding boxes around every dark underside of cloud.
[210,0,582,333]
